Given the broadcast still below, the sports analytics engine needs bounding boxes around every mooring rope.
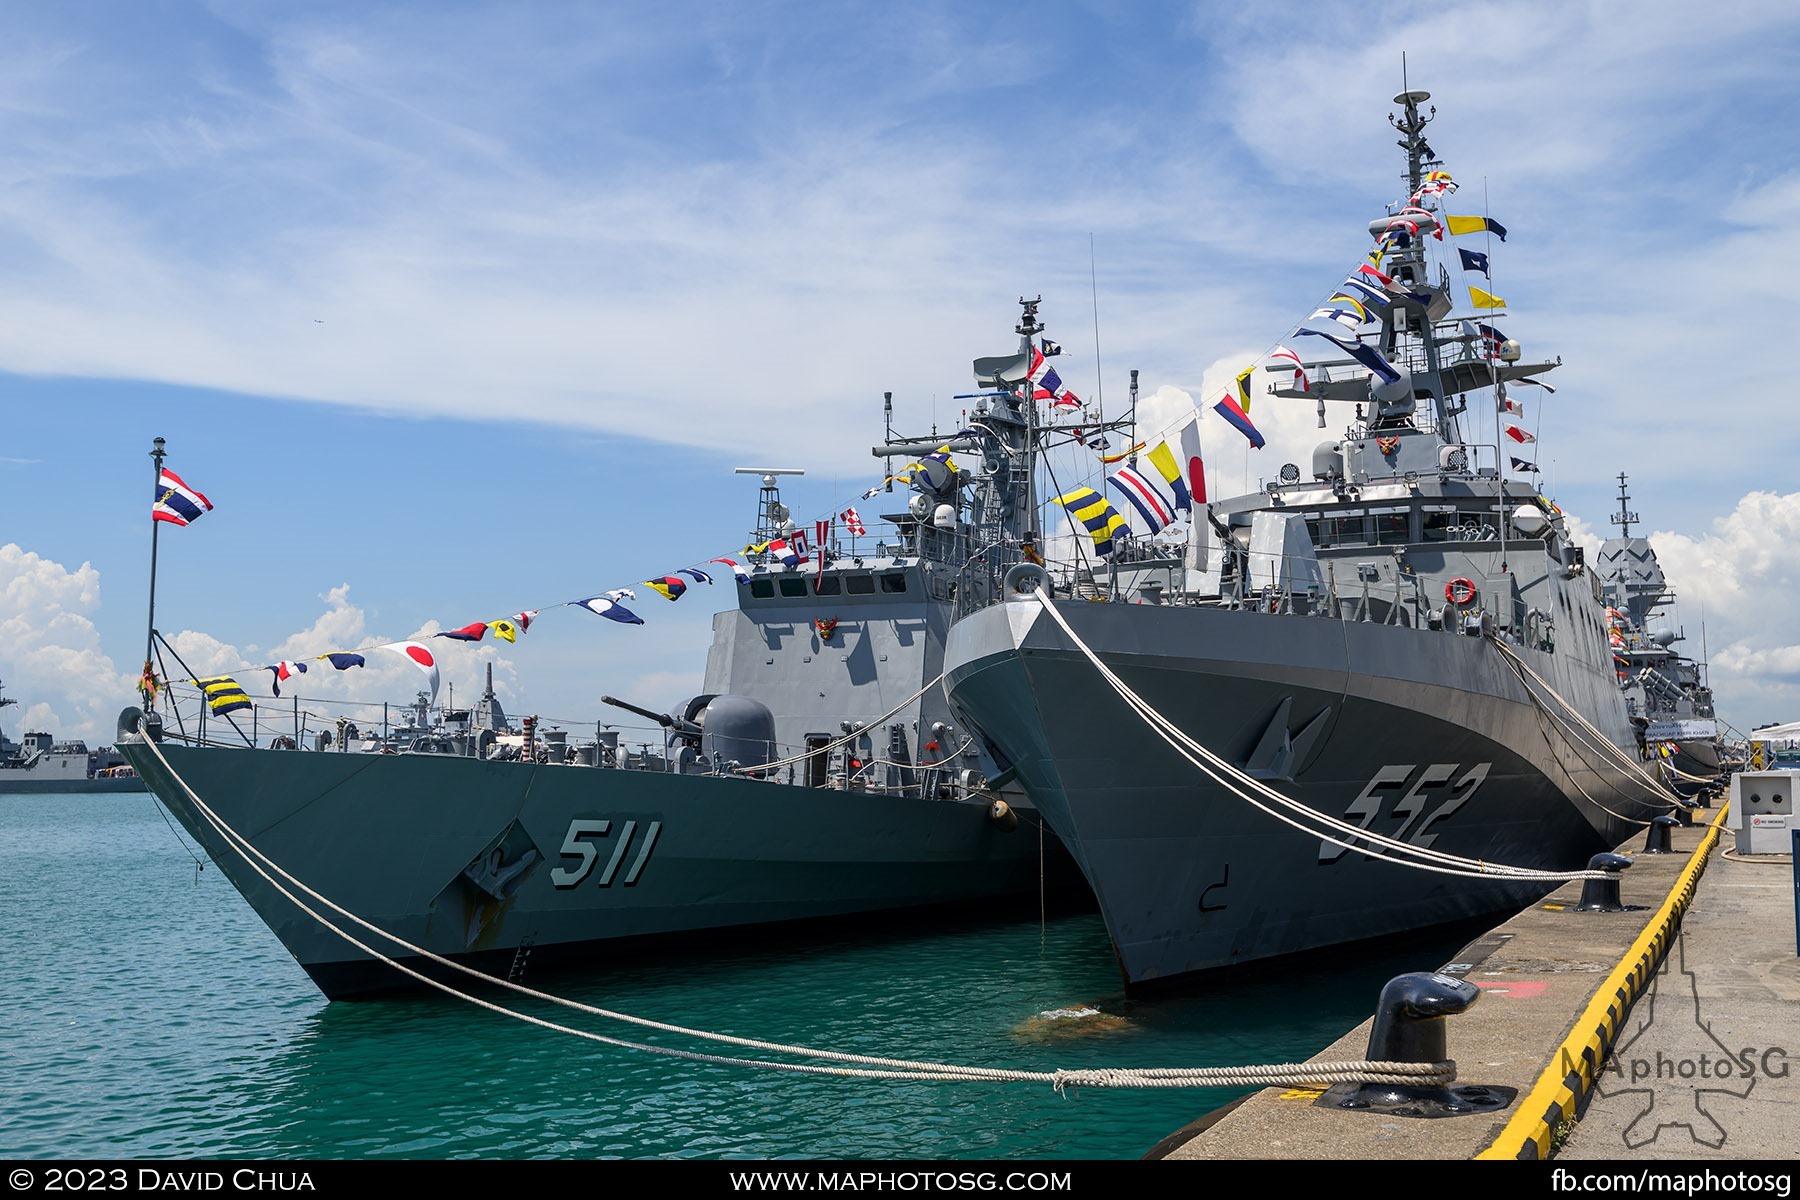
[1484,636,1680,804]
[1028,590,1610,883]
[136,723,1451,1090]
[1489,647,1667,828]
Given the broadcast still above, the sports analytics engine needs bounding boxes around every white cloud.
[1646,491,1800,731]
[0,544,133,742]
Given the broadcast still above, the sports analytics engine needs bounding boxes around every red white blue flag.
[267,660,308,697]
[152,468,213,527]
[1107,466,1175,534]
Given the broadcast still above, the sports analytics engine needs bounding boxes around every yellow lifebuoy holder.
[1446,577,1477,605]
[989,798,1020,833]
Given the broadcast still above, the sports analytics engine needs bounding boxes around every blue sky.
[4,0,1800,745]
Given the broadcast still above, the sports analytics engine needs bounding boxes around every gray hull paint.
[944,596,1651,985]
[122,739,1071,999]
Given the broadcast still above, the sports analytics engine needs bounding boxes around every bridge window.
[846,575,876,595]
[779,578,809,597]
[750,579,774,599]
[814,575,842,595]
[881,573,908,593]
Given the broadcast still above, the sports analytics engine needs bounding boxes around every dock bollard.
[1573,852,1634,912]
[1672,799,1698,827]
[1642,815,1680,854]
[1314,971,1515,1118]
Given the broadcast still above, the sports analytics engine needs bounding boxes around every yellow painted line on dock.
[1476,806,1729,1160]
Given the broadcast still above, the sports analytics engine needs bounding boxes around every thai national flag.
[1213,395,1266,449]
[152,468,214,526]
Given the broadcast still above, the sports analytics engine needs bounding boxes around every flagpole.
[141,436,166,708]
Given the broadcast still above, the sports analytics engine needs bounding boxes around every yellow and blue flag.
[1445,215,1507,241]
[1054,488,1128,558]
[195,675,251,715]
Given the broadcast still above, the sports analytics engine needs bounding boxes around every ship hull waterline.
[0,774,146,794]
[943,596,1656,988]
[118,734,1079,1000]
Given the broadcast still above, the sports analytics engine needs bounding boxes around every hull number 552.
[550,818,664,888]
[1318,763,1491,864]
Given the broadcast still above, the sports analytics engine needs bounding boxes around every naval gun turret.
[603,692,777,775]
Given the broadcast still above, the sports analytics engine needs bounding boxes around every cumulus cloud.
[0,544,133,742]
[1646,491,1800,730]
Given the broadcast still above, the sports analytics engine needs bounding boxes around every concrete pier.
[1152,810,1799,1160]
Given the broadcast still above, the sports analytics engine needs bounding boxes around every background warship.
[0,677,144,793]
[1596,473,1729,791]
[118,447,1084,1000]
[936,89,1685,988]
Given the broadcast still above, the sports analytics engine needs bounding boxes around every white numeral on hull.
[1319,764,1490,864]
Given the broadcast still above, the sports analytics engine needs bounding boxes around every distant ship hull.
[944,596,1652,987]
[120,737,1077,999]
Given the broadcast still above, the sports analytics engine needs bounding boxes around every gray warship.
[1596,473,1726,790]
[116,432,1082,1000]
[937,90,1679,988]
[0,678,144,793]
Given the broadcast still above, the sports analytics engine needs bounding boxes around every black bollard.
[1314,971,1515,1118]
[1573,851,1633,911]
[1643,815,1680,854]
[1672,799,1698,827]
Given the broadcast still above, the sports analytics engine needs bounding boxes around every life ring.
[1445,577,1477,605]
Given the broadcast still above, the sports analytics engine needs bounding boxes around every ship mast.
[1016,297,1044,544]
[1611,471,1638,538]
[1384,89,1461,448]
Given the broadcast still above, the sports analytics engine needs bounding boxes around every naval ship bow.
[114,384,1084,1001]
[938,89,1680,988]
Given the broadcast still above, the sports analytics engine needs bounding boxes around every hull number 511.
[550,818,664,888]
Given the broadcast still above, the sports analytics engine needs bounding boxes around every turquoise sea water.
[1,792,1475,1161]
